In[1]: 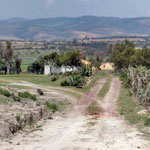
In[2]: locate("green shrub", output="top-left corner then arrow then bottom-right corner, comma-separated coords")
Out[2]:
120,72 -> 131,88
13,95 -> 21,102
15,114 -> 21,122
69,75 -> 85,87
51,76 -> 58,82
19,92 -> 36,101
60,80 -> 70,86
0,89 -> 12,97
144,118 -> 150,126
45,101 -> 58,113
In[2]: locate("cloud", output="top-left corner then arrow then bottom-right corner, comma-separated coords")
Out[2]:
45,0 -> 55,7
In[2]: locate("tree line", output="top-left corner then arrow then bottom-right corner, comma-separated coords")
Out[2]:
0,41 -> 22,74
28,50 -> 82,74
110,39 -> 150,70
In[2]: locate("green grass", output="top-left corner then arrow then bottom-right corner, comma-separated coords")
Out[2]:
87,101 -> 101,115
98,77 -> 112,98
19,91 -> 36,101
0,88 -> 13,97
0,71 -> 107,92
45,101 -> 68,113
118,86 -> 150,137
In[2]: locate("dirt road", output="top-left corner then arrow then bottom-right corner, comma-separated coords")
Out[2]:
0,77 -> 150,150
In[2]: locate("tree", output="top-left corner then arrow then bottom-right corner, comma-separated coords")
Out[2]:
15,57 -> 22,74
4,41 -> 13,74
63,50 -> 81,69
110,40 -> 136,70
27,60 -> 43,74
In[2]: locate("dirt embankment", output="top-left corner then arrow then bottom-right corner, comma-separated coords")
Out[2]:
0,84 -> 76,140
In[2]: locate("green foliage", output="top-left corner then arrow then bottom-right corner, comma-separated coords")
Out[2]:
19,91 -> 36,101
45,101 -> 58,113
27,60 -> 44,74
110,40 -> 136,70
51,76 -> 59,82
13,95 -> 21,102
120,72 -> 131,88
69,75 -> 85,87
15,114 -> 21,122
144,118 -> 150,126
81,65 -> 90,77
118,86 -> 147,125
60,80 -> 70,86
98,77 -> 112,98
0,88 -> 12,97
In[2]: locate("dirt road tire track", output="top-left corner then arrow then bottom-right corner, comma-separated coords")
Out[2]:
0,77 -> 150,150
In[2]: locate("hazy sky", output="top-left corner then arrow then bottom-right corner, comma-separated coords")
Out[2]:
0,0 -> 150,19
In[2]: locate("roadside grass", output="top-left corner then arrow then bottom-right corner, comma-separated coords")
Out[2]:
118,86 -> 150,137
0,71 -> 107,93
45,100 -> 68,113
98,77 -> 112,98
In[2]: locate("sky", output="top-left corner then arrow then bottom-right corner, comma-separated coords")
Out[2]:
0,0 -> 150,19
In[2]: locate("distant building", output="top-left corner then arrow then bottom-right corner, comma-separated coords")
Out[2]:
100,62 -> 114,71
81,59 -> 91,66
44,65 -> 77,75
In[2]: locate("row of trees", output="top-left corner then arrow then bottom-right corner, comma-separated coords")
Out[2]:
28,50 -> 81,74
0,41 -> 22,74
110,40 -> 150,70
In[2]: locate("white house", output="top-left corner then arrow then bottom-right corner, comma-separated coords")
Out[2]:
44,65 -> 78,75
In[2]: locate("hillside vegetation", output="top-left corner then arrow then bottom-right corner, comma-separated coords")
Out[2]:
1,16 -> 150,40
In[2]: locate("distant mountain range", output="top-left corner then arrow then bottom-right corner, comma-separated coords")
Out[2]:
1,16 -> 150,41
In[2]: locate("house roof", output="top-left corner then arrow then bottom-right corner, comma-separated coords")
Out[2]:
81,59 -> 91,65
100,62 -> 114,70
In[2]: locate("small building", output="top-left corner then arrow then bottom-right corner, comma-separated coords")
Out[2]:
81,59 -> 91,66
44,65 -> 77,75
100,62 -> 114,71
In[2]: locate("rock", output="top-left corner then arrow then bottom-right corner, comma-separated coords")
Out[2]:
37,89 -> 44,95
137,110 -> 147,115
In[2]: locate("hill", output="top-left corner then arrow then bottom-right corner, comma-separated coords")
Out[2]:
1,16 -> 150,40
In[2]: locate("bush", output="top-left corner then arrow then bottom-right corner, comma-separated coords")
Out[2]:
69,75 -> 85,87
51,76 -> 58,82
120,72 -> 131,88
19,92 -> 36,101
60,80 -> 70,86
0,89 -> 12,97
144,118 -> 150,126
15,114 -> 21,122
13,95 -> 21,102
45,101 -> 58,113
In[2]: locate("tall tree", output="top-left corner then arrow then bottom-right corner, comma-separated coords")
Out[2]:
4,41 -> 13,74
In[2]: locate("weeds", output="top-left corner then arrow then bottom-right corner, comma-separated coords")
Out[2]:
0,88 -> 12,97
87,101 -> 101,115
98,77 -> 112,98
45,101 -> 58,113
15,114 -> 21,122
19,91 -> 36,101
